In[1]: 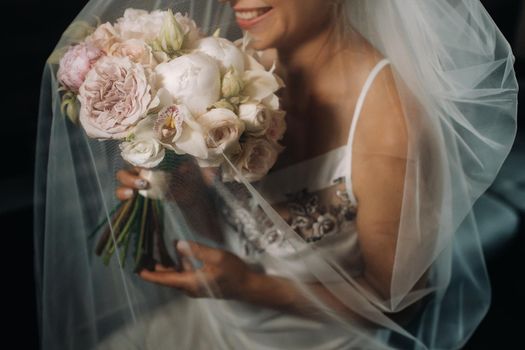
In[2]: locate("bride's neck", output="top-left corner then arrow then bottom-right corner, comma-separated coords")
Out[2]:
277,24 -> 346,83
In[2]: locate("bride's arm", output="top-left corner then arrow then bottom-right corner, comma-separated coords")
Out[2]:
241,66 -> 424,322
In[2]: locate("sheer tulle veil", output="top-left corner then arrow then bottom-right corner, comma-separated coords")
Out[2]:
34,0 -> 518,349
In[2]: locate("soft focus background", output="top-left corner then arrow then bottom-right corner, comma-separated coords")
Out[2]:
5,1 -> 523,349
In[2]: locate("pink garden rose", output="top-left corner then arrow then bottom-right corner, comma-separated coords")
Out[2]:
78,56 -> 153,139
85,22 -> 120,53
57,42 -> 103,92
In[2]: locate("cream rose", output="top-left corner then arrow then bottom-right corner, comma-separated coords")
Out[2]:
108,39 -> 157,69
266,109 -> 287,142
57,42 -> 103,92
174,12 -> 202,49
194,37 -> 245,74
223,137 -> 284,182
119,117 -> 165,168
238,103 -> 272,136
196,108 -> 245,166
78,56 -> 153,139
152,52 -> 221,116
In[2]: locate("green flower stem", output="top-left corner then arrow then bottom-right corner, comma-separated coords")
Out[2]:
101,196 -> 138,265
152,200 -> 178,270
96,198 -> 134,256
119,209 -> 139,268
106,195 -> 143,257
89,201 -> 123,240
144,200 -> 155,265
134,197 -> 150,270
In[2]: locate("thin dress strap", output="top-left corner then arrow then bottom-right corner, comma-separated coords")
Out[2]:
344,58 -> 391,206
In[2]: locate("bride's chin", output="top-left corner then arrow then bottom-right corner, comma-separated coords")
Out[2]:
245,34 -> 276,51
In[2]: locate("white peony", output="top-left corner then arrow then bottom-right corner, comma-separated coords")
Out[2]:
194,37 -> 245,75
152,52 -> 221,116
115,9 -> 166,42
119,117 -> 165,168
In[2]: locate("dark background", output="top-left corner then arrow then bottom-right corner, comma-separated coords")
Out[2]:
3,1 -> 523,349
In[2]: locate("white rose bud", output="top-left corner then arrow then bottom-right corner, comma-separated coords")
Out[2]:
238,103 -> 272,136
151,9 -> 185,56
221,68 -> 244,98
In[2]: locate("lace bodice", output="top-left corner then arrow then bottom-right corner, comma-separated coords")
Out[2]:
218,59 -> 391,280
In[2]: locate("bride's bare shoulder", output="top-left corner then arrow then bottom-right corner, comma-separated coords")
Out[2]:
354,55 -> 409,159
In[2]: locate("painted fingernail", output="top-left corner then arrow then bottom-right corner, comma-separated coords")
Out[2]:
124,188 -> 134,198
135,179 -> 149,189
177,240 -> 190,252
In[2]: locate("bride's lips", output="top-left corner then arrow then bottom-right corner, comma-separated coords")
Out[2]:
234,7 -> 273,30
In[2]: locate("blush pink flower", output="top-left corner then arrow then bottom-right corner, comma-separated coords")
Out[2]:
78,56 -> 153,140
266,109 -> 287,142
57,42 -> 103,92
85,22 -> 120,53
222,137 -> 284,182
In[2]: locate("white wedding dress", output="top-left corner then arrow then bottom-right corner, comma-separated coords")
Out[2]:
96,59 -> 392,350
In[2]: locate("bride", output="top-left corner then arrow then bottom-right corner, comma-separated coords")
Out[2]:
34,0 -> 519,349
117,0 -> 408,307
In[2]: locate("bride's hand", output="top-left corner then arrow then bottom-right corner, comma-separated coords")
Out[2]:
115,167 -> 149,200
138,240 -> 255,300
115,162 -> 218,202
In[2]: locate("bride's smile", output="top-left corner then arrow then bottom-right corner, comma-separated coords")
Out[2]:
234,4 -> 274,30
227,0 -> 334,50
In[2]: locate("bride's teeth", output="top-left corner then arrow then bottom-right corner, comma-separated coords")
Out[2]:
236,9 -> 269,21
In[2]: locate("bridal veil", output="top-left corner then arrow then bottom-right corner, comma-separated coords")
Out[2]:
34,1 -> 518,349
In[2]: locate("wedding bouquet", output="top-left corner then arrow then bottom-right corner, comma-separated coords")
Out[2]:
56,8 -> 286,272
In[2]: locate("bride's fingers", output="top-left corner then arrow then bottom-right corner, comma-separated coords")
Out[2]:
116,169 -> 149,189
115,186 -> 135,200
182,257 -> 195,272
153,263 -> 177,272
